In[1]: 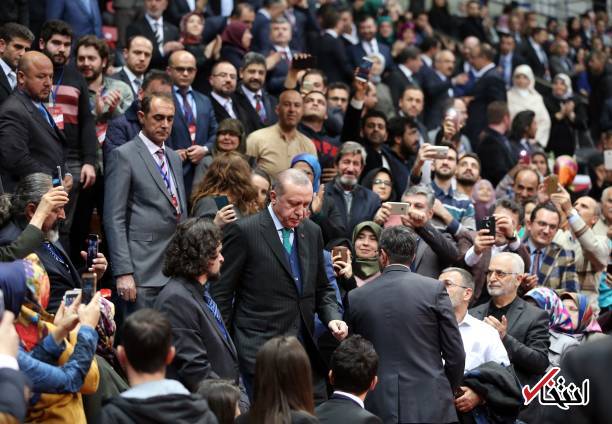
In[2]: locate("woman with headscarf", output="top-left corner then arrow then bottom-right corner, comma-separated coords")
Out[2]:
361,167 -> 396,202
377,16 -> 395,46
544,73 -> 589,157
0,256 -> 101,423
290,154 -> 344,244
366,53 -> 396,119
507,64 -> 552,148
179,12 -> 221,92
471,179 -> 496,223
220,21 -> 252,71
352,221 -> 383,287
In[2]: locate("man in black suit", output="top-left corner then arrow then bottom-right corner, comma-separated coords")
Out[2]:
463,43 -> 507,149
0,51 -> 68,193
112,35 -> 154,98
0,23 -> 33,106
346,225 -> 465,424
164,0 -> 196,27
385,46 -> 422,107
497,32 -> 526,89
475,101 -> 513,186
212,169 -> 347,397
251,0 -> 286,54
154,218 -> 249,409
316,335 -> 382,424
202,3 -> 255,44
470,252 -> 549,422
314,5 -> 353,84
348,16 -> 393,73
126,0 -> 182,70
265,17 -> 297,96
522,27 -> 550,80
208,60 -> 258,136
235,52 -> 278,131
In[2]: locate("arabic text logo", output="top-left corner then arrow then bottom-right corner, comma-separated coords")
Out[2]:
522,367 -> 589,410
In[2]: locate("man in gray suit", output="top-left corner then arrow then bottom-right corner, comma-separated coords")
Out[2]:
346,226 -> 465,424
104,92 -> 187,311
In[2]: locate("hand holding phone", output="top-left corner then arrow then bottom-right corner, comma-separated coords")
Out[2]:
545,175 -> 559,196
355,57 -> 374,82
477,216 -> 496,237
86,234 -> 99,269
52,165 -> 63,187
81,273 -> 97,304
332,246 -> 349,263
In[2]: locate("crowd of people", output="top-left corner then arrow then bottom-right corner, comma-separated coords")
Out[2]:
0,0 -> 612,423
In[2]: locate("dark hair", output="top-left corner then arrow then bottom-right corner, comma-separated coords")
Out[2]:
515,167 -> 540,185
319,4 -> 340,29
125,34 -> 153,51
487,100 -> 509,125
508,110 -> 535,141
122,309 -> 172,373
530,202 -> 561,224
212,60 -> 237,74
400,84 -> 423,100
362,109 -> 388,130
301,68 -> 327,87
141,92 -> 174,114
387,116 -> 418,141
379,226 -> 418,265
475,43 -> 497,62
490,198 -> 524,225
76,35 -> 109,70
419,36 -> 440,53
142,69 -> 173,91
242,51 -> 267,70
0,23 -> 34,43
250,336 -> 315,423
328,81 -> 350,93
231,3 -> 254,18
197,380 -> 240,424
458,152 -> 481,171
40,19 -> 73,43
163,218 -> 222,279
397,46 -> 421,64
330,335 -> 378,394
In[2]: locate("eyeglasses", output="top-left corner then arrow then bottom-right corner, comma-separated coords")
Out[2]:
486,269 -> 518,279
442,279 -> 471,289
212,72 -> 238,80
373,179 -> 392,187
171,66 -> 196,74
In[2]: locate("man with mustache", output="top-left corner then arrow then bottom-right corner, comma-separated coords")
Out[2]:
455,153 -> 481,197
235,52 -> 278,130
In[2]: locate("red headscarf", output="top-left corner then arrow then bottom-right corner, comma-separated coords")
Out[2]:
222,21 -> 249,53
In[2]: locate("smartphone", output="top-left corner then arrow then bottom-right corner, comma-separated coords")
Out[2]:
519,150 -> 531,165
477,216 -> 496,237
605,150 -> 612,171
545,175 -> 559,195
81,273 -> 97,304
430,145 -> 450,159
213,195 -> 229,210
52,165 -> 63,187
293,55 -> 317,71
387,202 -> 410,215
86,234 -> 99,269
355,57 -> 374,82
331,246 -> 349,262
444,107 -> 460,130
63,289 -> 81,307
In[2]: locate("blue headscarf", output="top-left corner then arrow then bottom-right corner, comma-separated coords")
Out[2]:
0,261 -> 28,316
291,154 -> 321,193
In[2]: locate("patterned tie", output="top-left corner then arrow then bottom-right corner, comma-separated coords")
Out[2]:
43,241 -> 70,271
532,249 -> 542,277
180,89 -> 195,124
224,99 -> 235,118
155,148 -> 180,214
204,286 -> 229,340
7,71 -> 16,90
282,228 -> 292,254
133,78 -> 142,93
254,93 -> 266,123
153,22 -> 163,50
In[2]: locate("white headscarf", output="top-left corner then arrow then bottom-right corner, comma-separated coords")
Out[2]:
552,73 -> 573,100
512,64 -> 536,94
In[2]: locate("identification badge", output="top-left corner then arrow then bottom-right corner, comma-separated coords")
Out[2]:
96,123 -> 108,145
188,123 -> 196,145
48,106 -> 64,129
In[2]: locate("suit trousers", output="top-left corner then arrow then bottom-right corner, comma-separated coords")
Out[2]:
114,286 -> 162,344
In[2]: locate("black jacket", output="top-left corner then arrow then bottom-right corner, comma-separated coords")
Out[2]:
126,18 -> 179,70
0,67 -> 12,106
316,393 -> 382,424
0,368 -> 30,422
101,393 -> 217,424
314,33 -> 353,84
324,180 -> 381,239
475,127 -> 515,187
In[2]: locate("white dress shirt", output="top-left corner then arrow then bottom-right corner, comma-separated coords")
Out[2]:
241,85 -> 263,111
361,38 -> 380,56
145,14 -> 165,54
333,391 -> 365,408
211,91 -> 236,119
122,66 -> 143,95
464,239 -> 521,267
0,58 -> 16,89
398,64 -> 414,82
138,130 -> 178,197
273,44 -> 292,62
174,85 -> 198,119
268,204 -> 294,246
458,312 -> 510,372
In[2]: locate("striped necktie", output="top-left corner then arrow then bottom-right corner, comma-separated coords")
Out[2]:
204,287 -> 229,340
155,148 -> 180,215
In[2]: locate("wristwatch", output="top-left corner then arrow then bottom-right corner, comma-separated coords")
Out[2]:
506,230 -> 518,242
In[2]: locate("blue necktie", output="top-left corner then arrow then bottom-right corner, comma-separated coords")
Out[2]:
37,103 -> 54,127
204,287 -> 229,341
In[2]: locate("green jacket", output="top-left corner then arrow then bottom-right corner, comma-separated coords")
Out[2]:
0,224 -> 44,261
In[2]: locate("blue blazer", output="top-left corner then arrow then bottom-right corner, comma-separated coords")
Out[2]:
46,0 -> 102,38
167,89 -> 218,194
252,11 -> 272,54
348,41 -> 394,73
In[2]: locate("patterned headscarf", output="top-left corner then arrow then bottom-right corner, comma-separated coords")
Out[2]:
560,292 -> 602,334
525,287 -> 573,333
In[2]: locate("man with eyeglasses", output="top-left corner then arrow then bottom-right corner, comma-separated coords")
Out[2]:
469,252 -> 549,422
165,50 -> 217,195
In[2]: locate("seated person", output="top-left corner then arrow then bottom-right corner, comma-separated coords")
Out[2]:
197,380 -> 242,424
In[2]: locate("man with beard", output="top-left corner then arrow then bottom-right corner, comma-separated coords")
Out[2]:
455,153 -> 481,197
246,90 -> 316,178
0,23 -> 34,105
397,85 -> 429,144
324,142 -> 386,238
298,90 -> 340,184
112,35 -> 154,98
235,52 -> 278,131
39,20 -> 97,255
0,173 -> 108,313
154,218 -> 249,408
502,167 -> 539,208
387,116 -> 420,195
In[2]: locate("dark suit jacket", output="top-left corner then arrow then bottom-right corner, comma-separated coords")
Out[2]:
314,33 -> 353,84
212,208 -> 342,376
324,180 -> 381,239
419,68 -> 453,130
111,68 -> 137,98
154,276 -> 241,391
476,127 -> 515,187
234,84 -> 278,131
209,93 -> 258,136
0,224 -> 44,262
316,394 -> 382,424
346,265 -> 465,424
348,41 -> 393,73
237,410 -> 319,424
46,0 -> 102,38
522,40 -> 549,79
202,15 -> 227,44
470,297 -> 550,388
0,90 -> 66,193
384,68 -> 419,108
412,222 -> 461,279
251,10 -> 271,54
167,89 -> 218,194
164,0 -> 193,26
126,17 -> 179,70
265,46 -> 296,96
104,100 -> 141,160
464,67 -> 507,149
0,69 -> 13,106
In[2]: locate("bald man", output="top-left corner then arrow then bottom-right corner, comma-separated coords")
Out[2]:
552,188 -> 610,315
165,50 -> 217,194
0,51 -> 68,193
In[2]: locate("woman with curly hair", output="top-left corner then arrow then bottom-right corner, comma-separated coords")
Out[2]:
190,152 -> 260,227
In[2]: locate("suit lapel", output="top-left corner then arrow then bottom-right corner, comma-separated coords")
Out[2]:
260,210 -> 294,280
296,224 -> 308,295
134,137 -> 175,206
0,71 -> 11,95
412,239 -> 427,270
193,92 -> 206,142
505,298 -> 525,334
539,244 -> 558,286
18,92 -> 65,142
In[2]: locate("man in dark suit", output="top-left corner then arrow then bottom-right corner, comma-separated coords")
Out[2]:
463,43 -> 507,149
164,0 -> 196,26
126,0 -> 182,70
469,252 -> 549,422
316,335 -> 382,424
346,225 -> 465,424
522,27 -> 550,80
212,169 -> 347,397
155,218 -> 249,409
0,51 -> 68,193
235,52 -> 278,131
497,32 -> 527,89
112,35 -> 154,98
251,0 -> 286,54
348,16 -> 393,73
384,46 -> 422,108
475,101 -> 513,186
46,0 -> 102,39
265,17 -> 296,96
165,50 -> 218,194
314,5 -> 353,84
0,23 -> 33,106
104,93 -> 187,312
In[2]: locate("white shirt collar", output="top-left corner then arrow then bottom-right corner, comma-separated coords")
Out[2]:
267,204 -> 287,231
333,391 -> 365,408
473,62 -> 496,78
145,13 -> 163,28
325,29 -> 339,38
435,70 -> 447,81
0,58 -> 13,78
259,8 -> 271,19
420,54 -> 432,68
123,65 -> 142,84
138,130 -> 165,155
273,44 -> 290,51
398,64 -> 413,79
211,91 -> 231,106
241,85 -> 262,102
